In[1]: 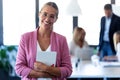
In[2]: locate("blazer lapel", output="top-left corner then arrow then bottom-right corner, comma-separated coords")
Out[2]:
101,17 -> 105,38
102,17 -> 105,32
51,32 -> 57,52
109,14 -> 115,31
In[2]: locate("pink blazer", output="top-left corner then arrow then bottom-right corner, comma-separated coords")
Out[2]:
15,28 -> 72,80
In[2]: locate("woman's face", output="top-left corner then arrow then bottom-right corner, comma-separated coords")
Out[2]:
39,5 -> 57,30
78,30 -> 86,41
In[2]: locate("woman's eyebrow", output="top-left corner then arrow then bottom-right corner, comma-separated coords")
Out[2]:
42,11 -> 56,15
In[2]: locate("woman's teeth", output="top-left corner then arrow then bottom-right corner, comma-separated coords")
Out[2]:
44,21 -> 50,25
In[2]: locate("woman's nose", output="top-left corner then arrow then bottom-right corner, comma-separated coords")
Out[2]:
45,16 -> 51,21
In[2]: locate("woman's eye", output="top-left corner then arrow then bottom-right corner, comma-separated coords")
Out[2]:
43,13 -> 47,17
50,15 -> 55,19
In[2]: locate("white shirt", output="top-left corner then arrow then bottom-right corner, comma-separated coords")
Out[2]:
116,43 -> 120,61
37,42 -> 52,80
103,17 -> 112,42
69,40 -> 88,56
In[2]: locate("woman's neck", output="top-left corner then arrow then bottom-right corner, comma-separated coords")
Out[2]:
76,41 -> 84,48
38,27 -> 52,38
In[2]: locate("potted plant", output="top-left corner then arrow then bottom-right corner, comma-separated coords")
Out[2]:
0,45 -> 17,80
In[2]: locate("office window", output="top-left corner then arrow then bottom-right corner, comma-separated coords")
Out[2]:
3,0 -> 112,45
78,0 -> 110,45
3,0 -> 35,45
112,0 -> 120,17
116,0 -> 120,5
39,0 -> 73,44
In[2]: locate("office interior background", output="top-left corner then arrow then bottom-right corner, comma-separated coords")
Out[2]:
0,0 -> 120,80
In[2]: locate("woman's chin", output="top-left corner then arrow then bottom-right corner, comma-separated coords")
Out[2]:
44,25 -> 52,30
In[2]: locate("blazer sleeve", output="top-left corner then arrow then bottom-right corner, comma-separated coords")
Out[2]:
15,34 -> 32,78
98,17 -> 105,51
59,37 -> 72,78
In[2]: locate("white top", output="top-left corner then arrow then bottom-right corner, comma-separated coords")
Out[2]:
116,43 -> 120,61
103,17 -> 112,42
69,40 -> 88,55
69,40 -> 94,60
37,42 -> 52,80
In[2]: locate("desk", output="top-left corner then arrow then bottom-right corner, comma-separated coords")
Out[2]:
70,60 -> 120,80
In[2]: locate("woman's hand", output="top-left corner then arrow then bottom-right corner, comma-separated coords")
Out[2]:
28,61 -> 56,78
34,61 -> 61,77
103,56 -> 118,61
28,69 -> 55,78
34,61 -> 49,72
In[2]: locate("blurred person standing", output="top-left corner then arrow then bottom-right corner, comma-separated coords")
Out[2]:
98,4 -> 120,60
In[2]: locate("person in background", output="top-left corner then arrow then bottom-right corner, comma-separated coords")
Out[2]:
103,31 -> 120,61
69,27 -> 88,56
113,31 -> 120,55
15,2 -> 72,80
98,4 -> 120,60
114,31 -> 120,61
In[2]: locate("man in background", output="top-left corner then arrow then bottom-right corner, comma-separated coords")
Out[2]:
98,4 -> 120,60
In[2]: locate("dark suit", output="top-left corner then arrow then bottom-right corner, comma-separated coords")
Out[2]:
99,13 -> 120,56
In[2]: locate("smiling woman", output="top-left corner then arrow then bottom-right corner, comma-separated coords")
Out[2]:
39,0 -> 73,44
39,3 -> 58,32
15,2 -> 72,80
